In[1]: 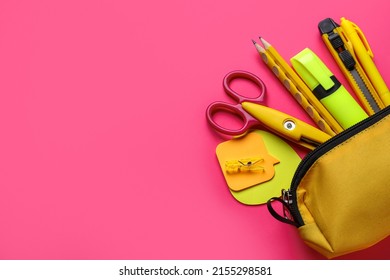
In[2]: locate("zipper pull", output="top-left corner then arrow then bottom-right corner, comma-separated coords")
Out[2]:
282,189 -> 293,204
282,189 -> 293,219
267,192 -> 300,227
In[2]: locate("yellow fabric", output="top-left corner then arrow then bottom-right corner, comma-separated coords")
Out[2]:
296,113 -> 390,258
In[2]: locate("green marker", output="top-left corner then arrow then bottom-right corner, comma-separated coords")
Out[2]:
291,48 -> 368,129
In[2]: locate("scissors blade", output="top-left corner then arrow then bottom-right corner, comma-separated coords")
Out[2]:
300,137 -> 323,149
241,102 -> 331,149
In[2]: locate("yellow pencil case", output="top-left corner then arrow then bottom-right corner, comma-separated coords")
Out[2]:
267,106 -> 390,258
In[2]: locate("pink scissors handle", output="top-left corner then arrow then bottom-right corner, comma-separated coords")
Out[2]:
223,70 -> 266,103
206,101 -> 259,136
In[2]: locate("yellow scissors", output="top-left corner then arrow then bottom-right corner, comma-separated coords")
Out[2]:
206,70 -> 331,150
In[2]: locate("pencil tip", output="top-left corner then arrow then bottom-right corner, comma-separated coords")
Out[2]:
252,40 -> 265,53
260,37 -> 271,49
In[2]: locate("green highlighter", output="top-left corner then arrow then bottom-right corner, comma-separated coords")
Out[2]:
291,48 -> 368,129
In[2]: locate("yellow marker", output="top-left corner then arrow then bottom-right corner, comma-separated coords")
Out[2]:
256,38 -> 343,134
253,41 -> 335,136
291,48 -> 368,129
340,17 -> 390,106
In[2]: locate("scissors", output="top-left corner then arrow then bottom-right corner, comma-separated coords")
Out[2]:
206,70 -> 332,150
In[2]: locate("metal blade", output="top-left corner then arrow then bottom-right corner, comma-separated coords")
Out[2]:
350,68 -> 381,113
301,136 -> 321,148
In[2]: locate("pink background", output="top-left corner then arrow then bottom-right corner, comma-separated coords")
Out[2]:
0,0 -> 389,259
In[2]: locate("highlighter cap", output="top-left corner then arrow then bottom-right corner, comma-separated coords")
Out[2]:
291,48 -> 335,92
291,48 -> 368,129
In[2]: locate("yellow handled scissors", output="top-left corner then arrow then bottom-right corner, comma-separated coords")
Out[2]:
206,70 -> 331,150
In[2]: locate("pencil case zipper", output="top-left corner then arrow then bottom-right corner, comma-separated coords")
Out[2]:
285,105 -> 390,227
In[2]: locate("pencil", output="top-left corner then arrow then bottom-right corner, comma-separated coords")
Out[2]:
252,40 -> 335,136
256,37 -> 343,134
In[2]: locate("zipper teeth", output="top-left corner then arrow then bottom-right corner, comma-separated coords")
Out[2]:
289,106 -> 390,226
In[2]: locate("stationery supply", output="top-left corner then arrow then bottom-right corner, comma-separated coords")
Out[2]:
291,48 -> 368,129
216,131 -> 301,205
206,16 -> 390,257
216,132 -> 280,192
253,37 -> 343,135
206,70 -> 331,150
318,17 -> 386,115
267,106 -> 390,258
225,157 -> 266,174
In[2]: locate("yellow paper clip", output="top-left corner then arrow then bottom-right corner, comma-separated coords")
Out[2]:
225,157 -> 264,174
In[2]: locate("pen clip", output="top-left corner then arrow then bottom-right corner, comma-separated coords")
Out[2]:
342,18 -> 373,59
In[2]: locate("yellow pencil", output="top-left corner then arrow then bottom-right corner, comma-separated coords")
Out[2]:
254,38 -> 343,134
253,41 -> 335,136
